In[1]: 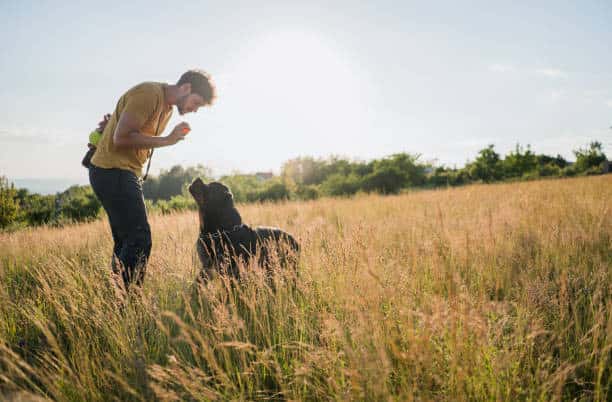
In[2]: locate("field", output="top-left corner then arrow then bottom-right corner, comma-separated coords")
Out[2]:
0,175 -> 610,401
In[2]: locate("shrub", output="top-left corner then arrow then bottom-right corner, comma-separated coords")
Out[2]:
295,184 -> 320,200
467,145 -> 504,182
573,141 -> 607,173
56,185 -> 101,222
538,163 -> 561,177
320,174 -> 361,196
0,176 -> 20,229
246,180 -> 292,202
21,193 -> 56,226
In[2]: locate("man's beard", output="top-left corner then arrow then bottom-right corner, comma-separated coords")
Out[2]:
177,95 -> 188,115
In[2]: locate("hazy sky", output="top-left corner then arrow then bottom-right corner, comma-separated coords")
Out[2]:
1,0 -> 611,185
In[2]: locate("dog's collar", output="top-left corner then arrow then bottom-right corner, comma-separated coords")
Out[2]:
199,224 -> 244,240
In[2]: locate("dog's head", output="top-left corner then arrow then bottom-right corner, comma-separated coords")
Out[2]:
189,178 -> 234,211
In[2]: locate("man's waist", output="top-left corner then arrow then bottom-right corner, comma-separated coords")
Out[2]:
90,163 -> 140,177
90,158 -> 143,177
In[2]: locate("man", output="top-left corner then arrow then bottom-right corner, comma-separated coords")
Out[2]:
89,69 -> 216,290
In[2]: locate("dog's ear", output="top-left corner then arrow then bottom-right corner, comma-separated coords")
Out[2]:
188,177 -> 208,204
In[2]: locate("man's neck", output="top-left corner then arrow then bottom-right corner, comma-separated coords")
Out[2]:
163,84 -> 178,107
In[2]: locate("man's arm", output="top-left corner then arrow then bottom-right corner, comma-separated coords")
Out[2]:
113,111 -> 190,149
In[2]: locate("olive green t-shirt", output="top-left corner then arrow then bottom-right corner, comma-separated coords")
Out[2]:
91,82 -> 173,177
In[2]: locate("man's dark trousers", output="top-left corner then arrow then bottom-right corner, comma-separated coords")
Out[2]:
89,164 -> 152,289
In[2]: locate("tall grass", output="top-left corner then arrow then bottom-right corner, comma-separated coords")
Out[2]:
0,175 -> 610,401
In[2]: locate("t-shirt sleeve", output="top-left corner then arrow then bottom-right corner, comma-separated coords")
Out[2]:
121,87 -> 159,129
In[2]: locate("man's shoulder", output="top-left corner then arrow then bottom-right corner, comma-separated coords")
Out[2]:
120,82 -> 166,112
125,81 -> 164,97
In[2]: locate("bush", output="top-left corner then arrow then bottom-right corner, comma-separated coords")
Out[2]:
246,180 -> 292,203
56,185 -> 101,222
503,144 -> 538,178
537,154 -> 568,169
295,184 -> 320,200
538,163 -> 561,177
20,193 -> 56,226
151,195 -> 197,215
362,165 -> 405,194
144,164 -> 213,201
320,174 -> 361,196
467,145 -> 504,182
561,165 -> 578,177
0,176 -> 20,229
168,194 -> 196,212
428,167 -> 470,187
573,142 -> 607,173
218,175 -> 261,203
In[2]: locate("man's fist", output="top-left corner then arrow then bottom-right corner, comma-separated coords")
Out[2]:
166,122 -> 191,145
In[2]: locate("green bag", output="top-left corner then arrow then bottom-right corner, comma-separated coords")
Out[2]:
81,114 -> 110,168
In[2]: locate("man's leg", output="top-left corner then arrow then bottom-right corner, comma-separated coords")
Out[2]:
89,165 -> 129,294
113,171 -> 152,289
106,211 -> 122,270
89,166 -> 152,290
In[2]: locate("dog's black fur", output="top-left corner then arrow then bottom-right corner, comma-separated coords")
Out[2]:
189,178 -> 299,282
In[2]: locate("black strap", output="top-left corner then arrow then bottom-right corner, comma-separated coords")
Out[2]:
143,149 -> 154,181
142,108 -> 166,181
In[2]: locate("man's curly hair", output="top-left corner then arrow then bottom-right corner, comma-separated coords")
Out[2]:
177,69 -> 216,106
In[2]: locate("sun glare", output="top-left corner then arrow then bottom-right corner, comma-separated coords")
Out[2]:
219,31 -> 367,135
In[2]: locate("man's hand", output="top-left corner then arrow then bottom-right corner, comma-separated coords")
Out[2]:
97,113 -> 111,133
165,122 -> 191,145
113,113 -> 190,149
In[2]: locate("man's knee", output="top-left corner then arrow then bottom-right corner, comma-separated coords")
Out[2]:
116,224 -> 151,287
130,224 -> 152,257
119,224 -> 151,267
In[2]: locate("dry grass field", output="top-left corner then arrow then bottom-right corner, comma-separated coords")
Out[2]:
0,175 -> 610,401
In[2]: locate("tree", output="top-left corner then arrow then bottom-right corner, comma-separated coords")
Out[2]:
359,153 -> 426,194
20,193 -> 56,225
157,165 -> 188,200
246,179 -> 292,202
281,156 -> 367,186
503,144 -> 537,178
467,145 -> 503,182
428,166 -> 469,187
320,173 -> 361,196
142,176 -> 160,201
144,164 -> 213,201
295,184 -> 320,200
322,157 -> 357,179
281,157 -> 328,185
0,176 -> 20,229
537,154 -> 568,169
362,164 -> 405,194
573,141 -> 607,174
56,185 -> 101,222
218,174 -> 262,203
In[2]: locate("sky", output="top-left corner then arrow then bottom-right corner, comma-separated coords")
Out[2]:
1,0 -> 611,191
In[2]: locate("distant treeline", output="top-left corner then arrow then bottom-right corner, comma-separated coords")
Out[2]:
0,141 -> 609,229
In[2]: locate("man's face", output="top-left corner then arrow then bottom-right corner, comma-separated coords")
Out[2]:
177,93 -> 207,115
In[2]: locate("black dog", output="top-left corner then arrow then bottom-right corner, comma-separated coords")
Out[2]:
188,178 -> 299,282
